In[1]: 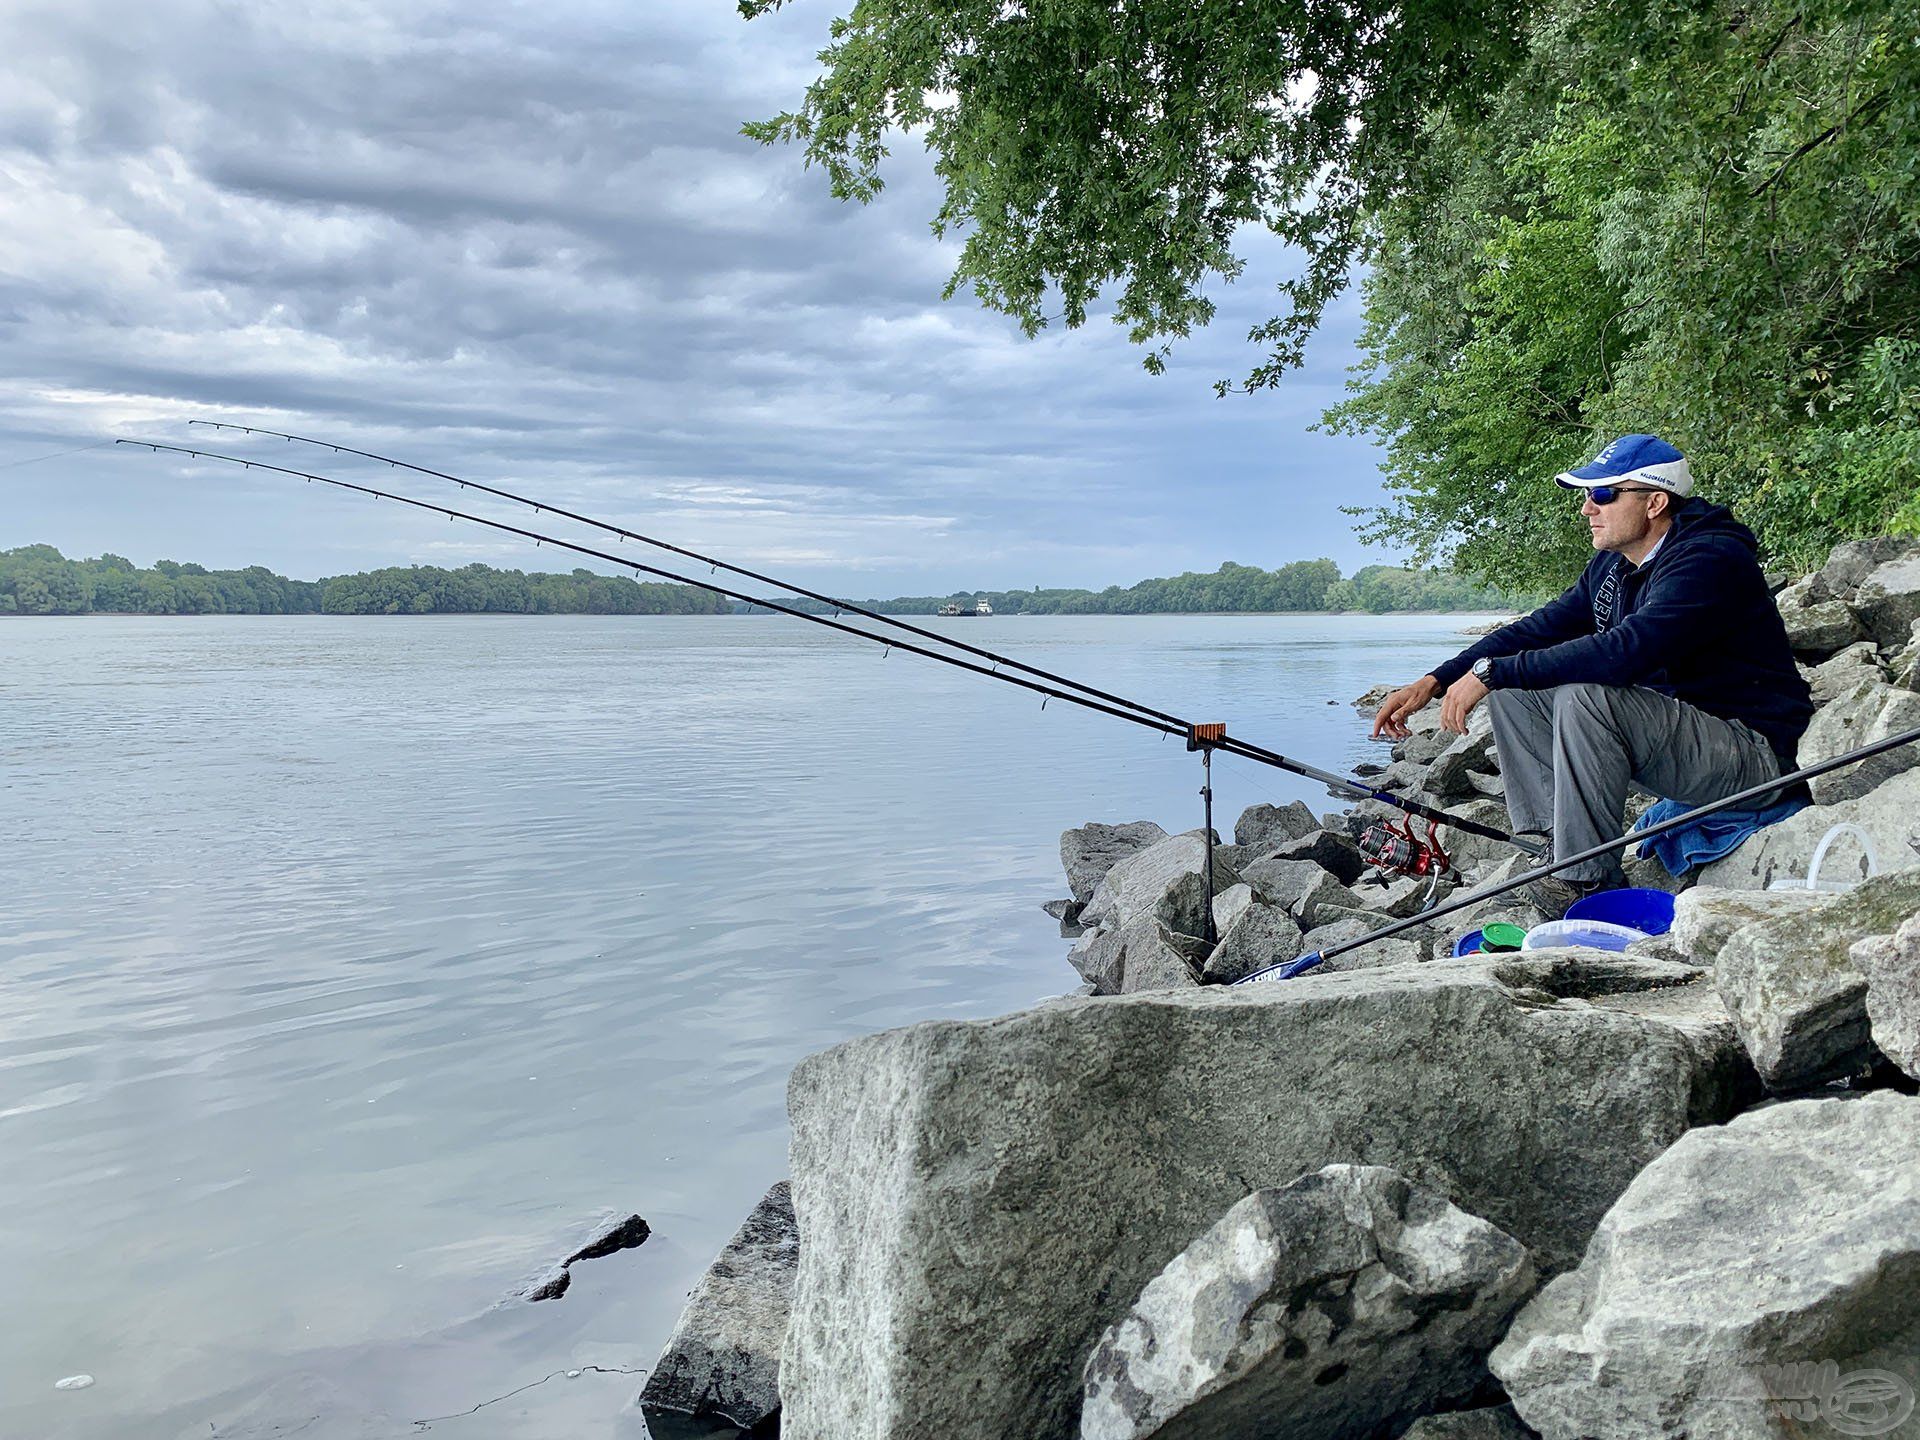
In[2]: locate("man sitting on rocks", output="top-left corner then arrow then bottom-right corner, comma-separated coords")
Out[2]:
1371,435 -> 1814,917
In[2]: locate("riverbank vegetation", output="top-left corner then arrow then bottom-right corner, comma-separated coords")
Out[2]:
745,0 -> 1920,589
0,546 -> 728,616
792,560 -> 1537,616
2,546 -> 1533,617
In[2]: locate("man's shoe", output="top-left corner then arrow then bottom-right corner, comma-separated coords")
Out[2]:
1525,872 -> 1621,921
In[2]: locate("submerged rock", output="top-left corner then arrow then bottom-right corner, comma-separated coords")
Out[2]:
1080,1165 -> 1534,1440
640,1183 -> 797,1436
1397,1408 -> 1536,1439
1714,867 -> 1920,1090
519,1211 -> 651,1302
779,952 -> 1750,1440
1492,1092 -> 1920,1440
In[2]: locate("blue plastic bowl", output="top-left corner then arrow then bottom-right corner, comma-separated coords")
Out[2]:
1451,928 -> 1486,958
1565,887 -> 1676,937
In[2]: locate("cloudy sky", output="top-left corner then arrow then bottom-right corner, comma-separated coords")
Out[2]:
1,0 -> 1394,596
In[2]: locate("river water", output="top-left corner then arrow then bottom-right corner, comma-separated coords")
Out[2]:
1,612 -> 1490,1438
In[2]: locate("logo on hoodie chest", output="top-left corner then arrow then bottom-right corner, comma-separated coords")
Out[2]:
1592,559 -> 1624,633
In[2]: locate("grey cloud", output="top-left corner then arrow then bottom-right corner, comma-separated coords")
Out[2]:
0,0 -> 1391,594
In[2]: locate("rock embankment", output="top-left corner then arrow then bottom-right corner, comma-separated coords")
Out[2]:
646,535 -> 1920,1440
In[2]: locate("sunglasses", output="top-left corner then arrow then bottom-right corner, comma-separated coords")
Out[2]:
1581,484 -> 1663,505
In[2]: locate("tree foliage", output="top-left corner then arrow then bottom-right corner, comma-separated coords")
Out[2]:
748,0 -> 1920,588
740,0 -> 1524,378
1327,0 -> 1920,585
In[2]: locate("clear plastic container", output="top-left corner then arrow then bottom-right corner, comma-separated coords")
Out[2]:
1519,918 -> 1649,952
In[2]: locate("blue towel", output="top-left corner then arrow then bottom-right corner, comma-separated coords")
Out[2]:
1631,795 -> 1808,877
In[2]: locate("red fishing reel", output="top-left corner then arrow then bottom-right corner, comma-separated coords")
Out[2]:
1358,815 -> 1452,878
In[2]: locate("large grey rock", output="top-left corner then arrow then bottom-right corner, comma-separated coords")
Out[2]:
1714,867 -> 1920,1089
1806,639 -> 1885,706
1492,1093 -> 1920,1440
1395,726 -> 1456,767
1819,535 -> 1920,599
1241,856 -> 1332,913
1853,552 -> 1920,647
1699,765 -> 1920,891
781,953 -> 1754,1440
1856,910 -> 1920,1081
1668,885 -> 1837,967
1292,867 -> 1368,927
1369,759 -> 1438,795
1397,1407 -> 1536,1439
1081,834 -> 1243,939
1425,719 -> 1499,801
1080,1165 -> 1535,1440
1069,917 -> 1203,995
1799,674 -> 1920,804
1775,574 -> 1866,659
1062,821 -> 1171,907
1202,890 -> 1303,985
1301,911 -> 1429,971
1891,618 -> 1920,691
1232,800 -> 1319,855
639,1183 -> 796,1434
1425,799 -> 1522,875
1263,828 -> 1367,886
1353,871 -> 1457,919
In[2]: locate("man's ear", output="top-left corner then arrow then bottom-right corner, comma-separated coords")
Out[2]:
1648,489 -> 1671,522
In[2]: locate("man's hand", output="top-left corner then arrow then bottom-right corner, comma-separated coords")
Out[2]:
1371,675 -> 1442,739
1440,673 -> 1490,735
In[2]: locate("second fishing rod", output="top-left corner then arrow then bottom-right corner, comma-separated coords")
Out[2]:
155,424 -> 1539,855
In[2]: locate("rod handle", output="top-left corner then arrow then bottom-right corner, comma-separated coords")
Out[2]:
1240,951 -> 1324,985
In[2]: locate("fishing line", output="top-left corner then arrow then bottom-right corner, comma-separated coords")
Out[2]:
125,434 -> 1530,851
183,419 -> 1190,731
2,439 -> 116,470
118,440 -> 1191,741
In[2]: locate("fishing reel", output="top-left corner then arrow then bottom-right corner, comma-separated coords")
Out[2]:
1357,814 -> 1452,880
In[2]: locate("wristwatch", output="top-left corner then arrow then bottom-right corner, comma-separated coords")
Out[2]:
1471,656 -> 1496,687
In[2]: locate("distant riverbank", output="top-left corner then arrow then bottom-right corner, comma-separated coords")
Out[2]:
3,546 -> 1545,619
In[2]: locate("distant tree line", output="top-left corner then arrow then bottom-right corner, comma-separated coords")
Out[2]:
2,546 -> 1536,619
784,560 -> 1540,617
0,546 -> 728,616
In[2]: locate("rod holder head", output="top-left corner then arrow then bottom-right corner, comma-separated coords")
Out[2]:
1186,722 -> 1227,752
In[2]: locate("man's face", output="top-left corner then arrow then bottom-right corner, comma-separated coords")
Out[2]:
1580,487 -> 1665,554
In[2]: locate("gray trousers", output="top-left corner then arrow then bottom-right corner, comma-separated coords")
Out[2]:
1485,683 -> 1784,881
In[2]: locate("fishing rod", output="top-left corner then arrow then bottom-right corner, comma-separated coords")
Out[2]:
1235,720 -> 1920,985
172,416 -> 1536,856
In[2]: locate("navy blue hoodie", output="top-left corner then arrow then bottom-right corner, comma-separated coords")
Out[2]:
1430,499 -> 1814,763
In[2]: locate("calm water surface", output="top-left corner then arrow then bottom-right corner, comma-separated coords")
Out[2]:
1,613 -> 1490,1438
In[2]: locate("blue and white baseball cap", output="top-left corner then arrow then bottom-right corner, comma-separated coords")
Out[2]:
1556,434 -> 1693,495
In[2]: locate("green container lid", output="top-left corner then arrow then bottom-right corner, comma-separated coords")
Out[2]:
1481,922 -> 1528,953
